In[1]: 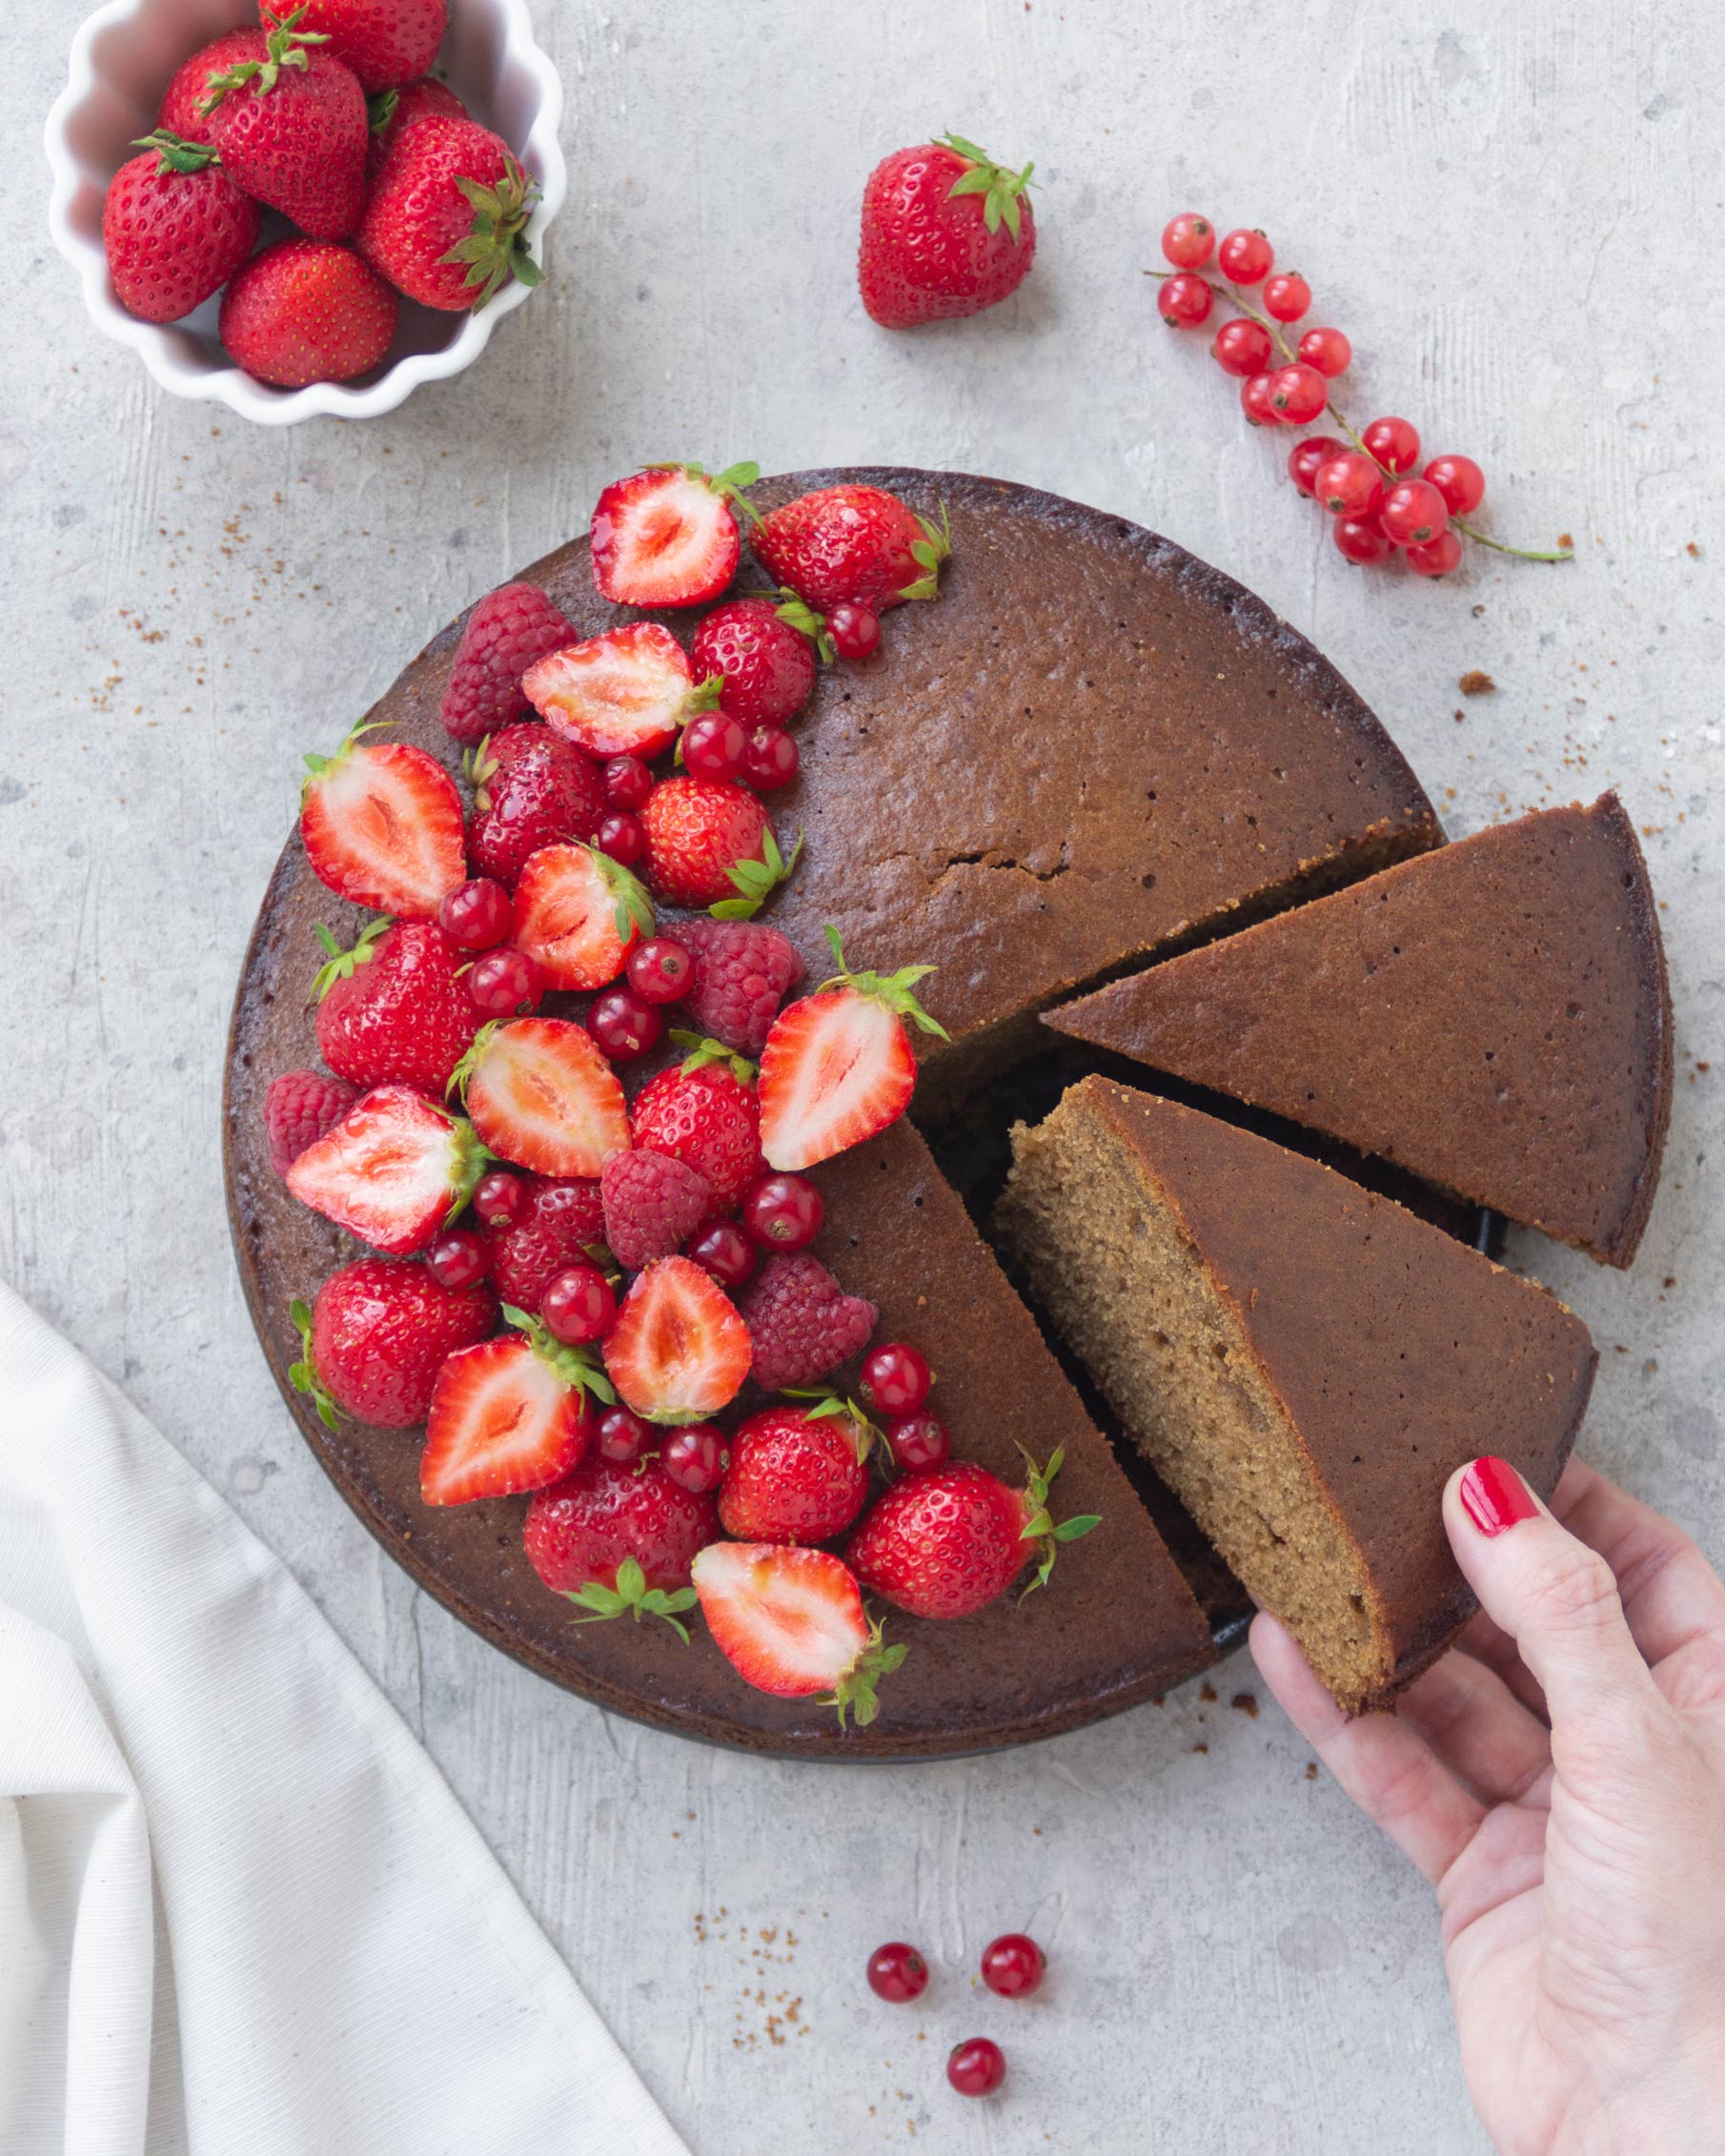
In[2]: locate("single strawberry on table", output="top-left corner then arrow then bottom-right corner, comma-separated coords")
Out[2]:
441,585 -> 577,746
600,1150 -> 712,1272
690,1543 -> 904,1724
220,238 -> 398,388
511,842 -> 654,991
524,1454 -> 717,1631
602,1254 -> 751,1422
752,485 -> 952,611
289,1256 -> 496,1429
286,1082 -> 490,1254
859,133 -> 1037,329
718,1402 -> 872,1545
688,600 -> 818,728
274,0 -> 446,94
312,917 -> 481,1094
265,1067 -> 360,1173
464,722 -> 604,883
102,133 -> 261,326
524,622 -> 720,762
300,724 -> 466,919
420,1310 -> 613,1505
201,8 -> 369,241
156,30 -> 266,142
482,1171 -> 605,1312
356,112 -> 541,310
630,1041 -> 761,1210
455,1016 -> 630,1178
740,1252 -> 877,1392
590,462 -> 760,608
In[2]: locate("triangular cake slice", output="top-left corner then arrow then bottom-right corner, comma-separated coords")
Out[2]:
1045,795 -> 1672,1267
996,1078 -> 1595,1713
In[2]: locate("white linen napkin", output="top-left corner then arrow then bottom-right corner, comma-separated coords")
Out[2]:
0,1280 -> 690,2156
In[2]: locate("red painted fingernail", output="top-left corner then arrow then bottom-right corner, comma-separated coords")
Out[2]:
1458,1455 -> 1540,1537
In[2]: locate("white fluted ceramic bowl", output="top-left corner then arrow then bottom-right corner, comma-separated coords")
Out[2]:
45,0 -> 564,423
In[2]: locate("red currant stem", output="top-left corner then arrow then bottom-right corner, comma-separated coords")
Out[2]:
1451,516 -> 1573,563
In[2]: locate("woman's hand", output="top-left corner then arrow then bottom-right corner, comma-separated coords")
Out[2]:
1251,1456 -> 1725,2156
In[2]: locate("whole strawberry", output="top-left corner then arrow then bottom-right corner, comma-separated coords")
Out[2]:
264,1067 -> 360,1173
273,0 -> 446,95
752,485 -> 951,612
441,584 -> 576,746
102,134 -> 261,325
859,133 -> 1036,329
740,1252 -> 876,1393
524,1454 -> 719,1606
220,238 -> 398,387
356,112 -> 541,311
484,1172 -> 605,1312
289,1257 -> 496,1429
630,1049 -> 762,1211
718,1403 -> 870,1545
688,600 -> 818,728
156,30 -> 268,142
640,776 -> 780,911
367,76 -> 466,178
670,918 -> 805,1057
202,9 -> 369,241
313,917 -> 482,1093
465,723 -> 605,885
847,1452 -> 1099,1619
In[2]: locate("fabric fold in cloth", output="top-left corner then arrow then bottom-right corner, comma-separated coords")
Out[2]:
0,1281 -> 689,2156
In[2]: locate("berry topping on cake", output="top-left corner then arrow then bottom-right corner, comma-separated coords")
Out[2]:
420,1314 -> 611,1505
588,986 -> 663,1062
690,1543 -> 904,1723
590,462 -> 760,608
524,1454 -> 717,1614
300,725 -> 466,918
289,1257 -> 495,1430
630,1048 -> 762,1211
602,1254 -> 751,1422
670,917 -> 805,1056
688,599 -> 818,728
437,876 -> 514,950
539,1259 -> 617,1345
466,946 -> 545,1016
523,622 -> 720,761
859,133 -> 1037,329
739,1252 -> 877,1392
285,1083 -> 489,1255
660,1421 -> 728,1495
455,1016 -> 630,1178
752,485 -> 952,610
482,1171 -> 604,1312
740,1170 -> 822,1251
626,934 -> 693,1005
313,918 -> 483,1094
847,1451 -> 1099,1620
684,1217 -> 757,1290
265,1068 -> 360,1174
717,1402 -> 871,1545
511,842 -> 655,990
859,1341 -> 932,1416
440,585 -> 577,745
639,775 -> 778,910
463,722 -> 606,888
600,1149 -> 713,1271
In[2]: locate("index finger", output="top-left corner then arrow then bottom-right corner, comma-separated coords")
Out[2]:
1552,1458 -> 1725,1680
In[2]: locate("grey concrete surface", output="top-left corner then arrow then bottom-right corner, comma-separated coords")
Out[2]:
7,1 -> 1721,2149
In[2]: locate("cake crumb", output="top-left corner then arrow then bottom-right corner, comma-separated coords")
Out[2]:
1199,1679 -> 1218,1702
1687,540 -> 1700,558
1558,532 -> 1573,549
1191,1741 -> 1208,1754
1304,1760 -> 1319,1780
1229,1691 -> 1259,1718
1459,670 -> 1496,696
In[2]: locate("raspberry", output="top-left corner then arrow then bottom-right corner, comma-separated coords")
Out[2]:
483,1173 -> 605,1312
630,1063 -> 762,1210
466,723 -> 606,888
440,583 -> 576,746
264,1068 -> 359,1175
740,1253 -> 877,1393
600,1150 -> 713,1271
673,918 -> 806,1056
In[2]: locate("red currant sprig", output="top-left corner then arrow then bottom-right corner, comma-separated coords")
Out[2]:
1149,214 -> 1573,575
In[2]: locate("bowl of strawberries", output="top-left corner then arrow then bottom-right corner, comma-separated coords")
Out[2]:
44,0 -> 564,421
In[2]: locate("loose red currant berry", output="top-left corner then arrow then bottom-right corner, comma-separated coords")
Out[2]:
540,1261 -> 617,1346
980,1933 -> 1045,1998
1288,435 -> 1347,498
1379,478 -> 1450,548
468,946 -> 544,1016
1313,451 -> 1384,519
742,724 -> 799,792
596,810 -> 647,866
1157,271 -> 1212,327
1267,362 -> 1328,424
859,1342 -> 932,1416
1210,316 -> 1273,378
589,986 -> 661,1062
661,1422 -> 726,1495
1263,271 -> 1311,323
1405,529 -> 1464,578
946,2038 -> 1005,2098
627,935 -> 693,1005
425,1227 -> 490,1291
681,709 -> 748,782
437,876 -> 514,951
1296,325 -> 1351,378
1217,228 -> 1272,284
1333,513 -> 1395,565
1240,372 -> 1283,427
596,1404 -> 648,1465
866,1942 -> 929,2003
1160,212 -> 1215,269
741,1171 -> 824,1251
685,1217 -> 758,1289
887,1413 -> 950,1472
1362,415 -> 1421,476
473,1170 -> 525,1228
602,755 -> 652,810
827,600 -> 880,661
1422,453 -> 1486,518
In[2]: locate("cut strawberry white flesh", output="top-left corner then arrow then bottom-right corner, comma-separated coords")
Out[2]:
420,1331 -> 599,1505
602,1255 -> 751,1423
523,622 -> 716,760
590,466 -> 743,608
300,733 -> 466,919
285,1084 -> 487,1255
512,843 -> 654,991
690,1543 -> 905,1724
458,1017 -> 631,1178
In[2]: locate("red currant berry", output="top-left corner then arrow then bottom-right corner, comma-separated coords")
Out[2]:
437,876 -> 514,951
1313,451 -> 1384,519
1217,228 -> 1272,284
1405,529 -> 1464,578
859,1342 -> 932,1416
1379,478 -> 1450,547
626,935 -> 693,1005
684,1217 -> 758,1289
1156,271 -> 1212,327
980,1933 -> 1045,1998
595,811 -> 647,866
1333,513 -> 1395,566
1422,454 -> 1486,518
1263,271 -> 1311,323
946,2038 -> 1005,2098
865,1942 -> 929,2003
1267,362 -> 1328,424
473,1170 -> 525,1228
1288,435 -> 1347,498
1362,415 -> 1421,476
1160,212 -> 1215,270
742,723 -> 799,792
741,1171 -> 824,1251
827,600 -> 880,661
596,1404 -> 649,1465
601,755 -> 652,810
1240,372 -> 1284,427
468,946 -> 544,1017
661,1421 -> 726,1495
681,709 -> 748,782
540,1261 -> 617,1346
887,1413 -> 950,1472
1210,316 -> 1273,378
425,1227 -> 490,1291
1296,325 -> 1351,378
588,986 -> 661,1062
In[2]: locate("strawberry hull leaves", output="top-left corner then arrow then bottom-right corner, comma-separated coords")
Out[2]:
288,1296 -> 341,1430
941,132 -> 1036,242
562,1555 -> 699,1642
443,164 -> 543,309
712,826 -> 802,922
1016,1445 -> 1102,1596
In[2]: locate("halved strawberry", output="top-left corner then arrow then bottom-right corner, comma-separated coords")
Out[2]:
420,1313 -> 612,1505
601,1254 -> 751,1422
512,842 -> 654,991
523,622 -> 720,760
590,461 -> 760,608
300,724 -> 466,918
758,927 -> 948,1171
285,1084 -> 488,1254
689,1543 -> 905,1724
456,1017 -> 630,1177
